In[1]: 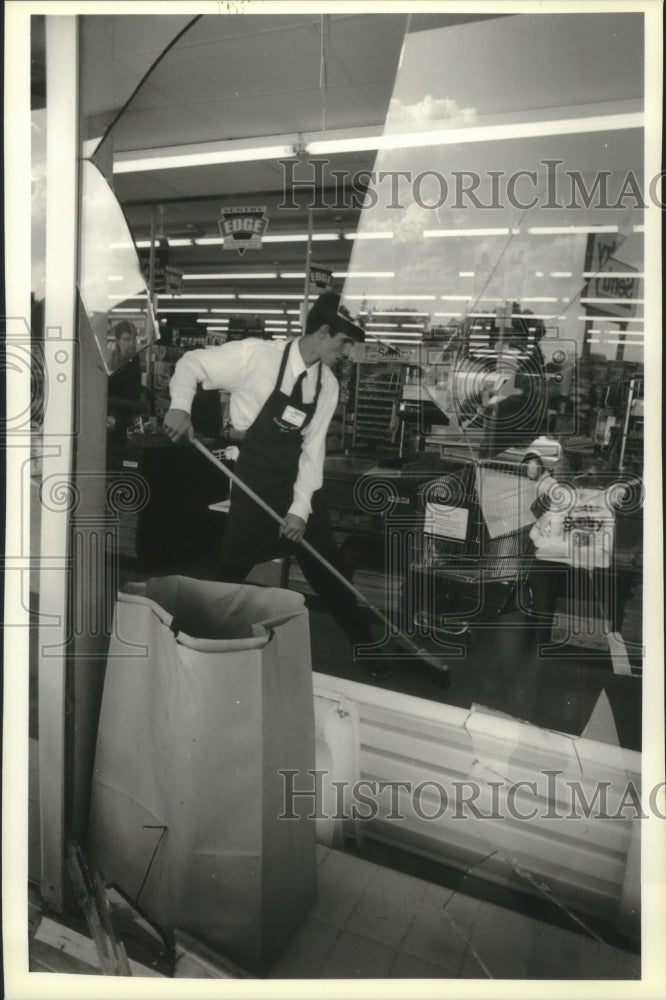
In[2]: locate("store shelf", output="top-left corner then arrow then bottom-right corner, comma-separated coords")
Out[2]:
350,360 -> 405,453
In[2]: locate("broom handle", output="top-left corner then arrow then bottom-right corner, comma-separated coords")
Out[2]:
191,438 -> 449,672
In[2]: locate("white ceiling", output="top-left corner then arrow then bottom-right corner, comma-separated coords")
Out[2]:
59,9 -> 646,339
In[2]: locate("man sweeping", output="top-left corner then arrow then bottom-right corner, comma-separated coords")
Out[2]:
164,291 -> 392,679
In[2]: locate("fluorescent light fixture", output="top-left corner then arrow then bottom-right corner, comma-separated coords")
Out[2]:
114,109 -> 643,174
523,297 -> 558,303
581,297 -> 644,305
184,272 -> 278,280
424,228 -> 511,238
279,273 -> 306,279
527,225 -> 618,235
196,235 -> 339,245
578,315 -> 644,322
157,307 -> 210,314
440,295 -> 474,301
210,307 -> 285,315
583,271 -> 643,279
168,238 -> 193,247
345,232 -> 393,240
115,138 -> 298,174
433,311 -> 465,317
196,317 -> 229,324
377,333 -> 424,341
402,323 -> 425,329
345,294 -> 436,301
369,329 -> 423,337
551,272 -> 573,278
333,271 -> 395,278
263,233 -> 339,243
364,311 -> 430,317
158,293 -> 236,300
367,322 -> 398,328
238,293 -> 303,300
459,272 -> 474,278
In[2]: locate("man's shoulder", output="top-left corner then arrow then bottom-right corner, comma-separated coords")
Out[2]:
243,337 -> 286,361
320,365 -> 339,394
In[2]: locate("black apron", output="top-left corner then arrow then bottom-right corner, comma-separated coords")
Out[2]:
220,340 -> 323,569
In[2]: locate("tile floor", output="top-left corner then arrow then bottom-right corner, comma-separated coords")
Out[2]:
27,743 -> 640,981
268,844 -> 640,980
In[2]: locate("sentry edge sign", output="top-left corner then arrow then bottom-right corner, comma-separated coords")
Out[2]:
218,206 -> 269,255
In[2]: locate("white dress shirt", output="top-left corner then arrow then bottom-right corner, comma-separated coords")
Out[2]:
169,338 -> 339,521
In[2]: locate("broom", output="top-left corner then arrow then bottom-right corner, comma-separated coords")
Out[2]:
191,438 -> 450,679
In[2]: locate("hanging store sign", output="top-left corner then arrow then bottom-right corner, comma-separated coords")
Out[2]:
218,206 -> 269,255
589,256 -> 639,318
163,266 -> 184,293
138,239 -> 183,294
141,261 -> 184,294
310,264 -> 334,289
583,234 -> 640,318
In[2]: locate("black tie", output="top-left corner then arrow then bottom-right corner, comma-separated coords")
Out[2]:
292,370 -> 307,406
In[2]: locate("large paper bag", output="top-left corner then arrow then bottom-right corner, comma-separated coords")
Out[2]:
88,576 -> 317,973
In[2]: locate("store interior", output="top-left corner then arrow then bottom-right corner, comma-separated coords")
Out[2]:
21,7 -> 655,985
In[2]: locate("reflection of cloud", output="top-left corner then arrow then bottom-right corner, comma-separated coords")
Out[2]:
32,168 -> 47,300
392,202 -> 432,244
387,95 -> 477,126
32,261 -> 46,302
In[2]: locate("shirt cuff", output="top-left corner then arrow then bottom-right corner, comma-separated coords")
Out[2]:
168,390 -> 195,413
288,498 -> 311,522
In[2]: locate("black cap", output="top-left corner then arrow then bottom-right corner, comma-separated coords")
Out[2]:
305,291 -> 365,342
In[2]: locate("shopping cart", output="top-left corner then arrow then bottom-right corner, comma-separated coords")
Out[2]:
408,457 -> 541,639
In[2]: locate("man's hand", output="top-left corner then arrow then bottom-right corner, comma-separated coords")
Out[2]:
279,513 -> 307,542
163,408 -> 194,443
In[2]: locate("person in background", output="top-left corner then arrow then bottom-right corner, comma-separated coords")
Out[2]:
478,308 -> 548,459
164,291 -> 392,679
107,320 -> 148,434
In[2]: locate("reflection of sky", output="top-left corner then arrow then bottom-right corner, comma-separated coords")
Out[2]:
31,110 -> 47,300
79,160 -> 157,370
79,161 -> 151,315
397,12 -> 642,113
343,13 -> 644,364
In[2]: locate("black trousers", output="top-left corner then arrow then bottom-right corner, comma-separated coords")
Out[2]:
217,487 -> 374,650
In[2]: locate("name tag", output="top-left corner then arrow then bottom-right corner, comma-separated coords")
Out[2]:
281,405 -> 307,427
